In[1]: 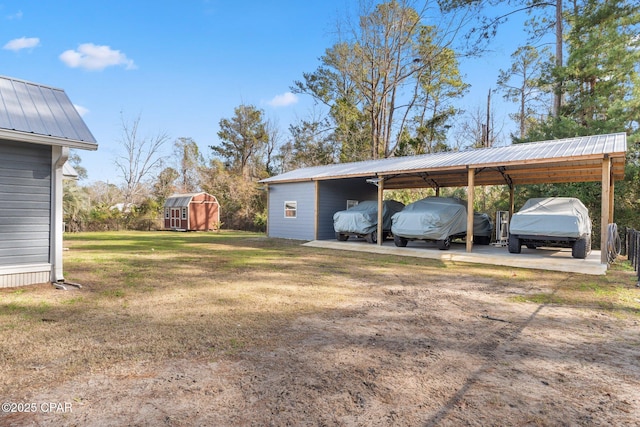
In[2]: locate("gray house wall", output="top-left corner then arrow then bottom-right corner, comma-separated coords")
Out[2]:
317,178 -> 377,240
267,177 -> 377,241
0,140 -> 51,266
267,181 -> 317,240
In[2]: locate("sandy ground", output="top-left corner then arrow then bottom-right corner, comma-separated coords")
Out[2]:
2,272 -> 639,426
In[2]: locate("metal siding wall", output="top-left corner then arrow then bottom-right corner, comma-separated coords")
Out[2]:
267,182 -> 316,240
0,140 -> 51,266
317,178 -> 378,240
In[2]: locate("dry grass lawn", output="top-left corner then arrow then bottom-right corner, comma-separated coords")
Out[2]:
1,231 -> 639,426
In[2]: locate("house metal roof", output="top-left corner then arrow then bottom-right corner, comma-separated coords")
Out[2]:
261,133 -> 627,189
0,75 -> 97,150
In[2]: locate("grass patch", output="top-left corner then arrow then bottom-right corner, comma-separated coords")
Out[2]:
1,230 -> 638,398
100,289 -> 126,298
512,293 -> 568,305
509,264 -> 640,317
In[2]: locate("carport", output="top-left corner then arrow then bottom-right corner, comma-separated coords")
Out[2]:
262,133 -> 627,265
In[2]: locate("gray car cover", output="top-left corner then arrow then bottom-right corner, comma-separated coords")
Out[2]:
391,197 -> 493,240
333,200 -> 405,235
473,212 -> 493,237
391,197 -> 467,240
509,197 -> 591,238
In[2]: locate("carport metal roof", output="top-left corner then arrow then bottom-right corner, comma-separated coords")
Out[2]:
261,133 -> 627,190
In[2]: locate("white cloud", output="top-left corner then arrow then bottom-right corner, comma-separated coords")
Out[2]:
6,11 -> 23,20
268,92 -> 298,107
3,36 -> 40,51
59,43 -> 136,71
73,104 -> 89,117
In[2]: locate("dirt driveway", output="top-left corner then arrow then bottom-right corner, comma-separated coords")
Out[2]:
2,234 -> 639,426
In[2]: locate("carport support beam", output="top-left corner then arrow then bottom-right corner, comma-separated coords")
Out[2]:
609,178 -> 615,223
509,186 -> 515,218
600,156 -> 611,264
466,167 -> 475,252
377,177 -> 384,246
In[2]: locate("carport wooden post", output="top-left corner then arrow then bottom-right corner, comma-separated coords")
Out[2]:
609,179 -> 615,222
600,156 -> 611,264
377,177 -> 384,245
509,186 -> 515,218
466,167 -> 475,252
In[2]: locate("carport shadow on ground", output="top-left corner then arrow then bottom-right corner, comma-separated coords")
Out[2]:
304,238 -> 607,275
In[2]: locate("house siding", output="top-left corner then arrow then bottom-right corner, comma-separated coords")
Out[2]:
317,178 -> 378,240
0,140 -> 51,267
267,182 -> 316,240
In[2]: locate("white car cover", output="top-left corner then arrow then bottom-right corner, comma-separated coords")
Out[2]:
509,197 -> 591,238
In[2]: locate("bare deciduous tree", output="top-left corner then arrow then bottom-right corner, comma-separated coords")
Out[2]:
115,113 -> 170,204
454,103 -> 505,150
264,118 -> 283,176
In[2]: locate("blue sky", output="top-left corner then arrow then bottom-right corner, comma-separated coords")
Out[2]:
1,1 -> 526,184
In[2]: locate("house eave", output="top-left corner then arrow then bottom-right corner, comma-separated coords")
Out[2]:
0,128 -> 98,151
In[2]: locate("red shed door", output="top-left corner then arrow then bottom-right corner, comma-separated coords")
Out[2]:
170,208 -> 181,228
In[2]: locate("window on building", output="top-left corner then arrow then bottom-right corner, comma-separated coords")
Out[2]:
284,201 -> 297,218
346,200 -> 359,209
182,207 -> 187,219
165,209 -> 170,219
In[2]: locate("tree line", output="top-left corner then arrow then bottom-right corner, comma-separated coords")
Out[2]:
64,0 -> 640,246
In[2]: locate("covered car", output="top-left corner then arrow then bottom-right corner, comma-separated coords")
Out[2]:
391,197 -> 493,250
333,200 -> 405,243
508,197 -> 592,259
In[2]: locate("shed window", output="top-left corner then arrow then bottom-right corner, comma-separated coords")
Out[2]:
284,201 -> 297,218
165,209 -> 170,219
182,207 -> 187,219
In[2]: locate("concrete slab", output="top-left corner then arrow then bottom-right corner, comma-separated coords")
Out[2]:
303,239 -> 608,275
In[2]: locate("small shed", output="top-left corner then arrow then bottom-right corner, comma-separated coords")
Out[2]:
164,192 -> 220,231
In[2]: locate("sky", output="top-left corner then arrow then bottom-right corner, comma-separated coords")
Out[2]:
0,1 -> 528,185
